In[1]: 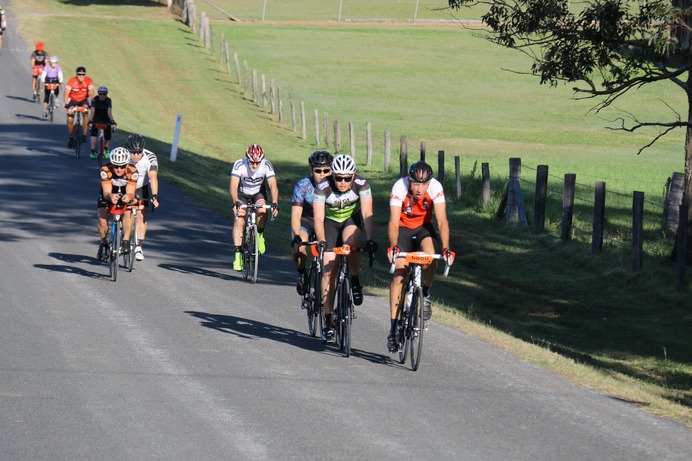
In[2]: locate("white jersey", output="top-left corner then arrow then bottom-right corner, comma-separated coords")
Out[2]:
231,158 -> 276,196
131,148 -> 159,189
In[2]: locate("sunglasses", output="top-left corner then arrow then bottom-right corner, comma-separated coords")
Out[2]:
334,175 -> 353,183
131,151 -> 143,155
313,168 -> 331,174
98,92 -> 107,95
113,165 -> 126,169
77,73 -> 86,76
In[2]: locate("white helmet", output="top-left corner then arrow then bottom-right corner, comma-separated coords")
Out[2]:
331,154 -> 356,175
49,56 -> 59,63
109,147 -> 130,166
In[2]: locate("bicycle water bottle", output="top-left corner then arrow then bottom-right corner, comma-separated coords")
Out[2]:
405,283 -> 414,314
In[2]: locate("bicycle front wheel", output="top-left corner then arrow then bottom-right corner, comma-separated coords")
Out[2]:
125,215 -> 137,272
306,264 -> 317,337
74,119 -> 82,160
48,93 -> 55,123
335,275 -> 352,357
397,281 -> 410,365
109,220 -> 120,282
409,283 -> 425,371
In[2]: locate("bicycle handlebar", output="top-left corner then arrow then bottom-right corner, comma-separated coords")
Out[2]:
316,244 -> 375,268
389,251 -> 453,276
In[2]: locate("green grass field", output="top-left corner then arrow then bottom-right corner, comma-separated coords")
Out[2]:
14,0 -> 691,425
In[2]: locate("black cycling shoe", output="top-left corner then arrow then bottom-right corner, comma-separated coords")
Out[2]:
352,284 -> 363,306
387,333 -> 398,353
121,240 -> 131,254
97,242 -> 110,261
296,271 -> 307,296
423,295 -> 433,321
323,326 -> 335,343
68,138 -> 75,148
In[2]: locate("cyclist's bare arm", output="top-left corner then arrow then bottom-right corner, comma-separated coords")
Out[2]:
360,196 -> 375,240
312,201 -> 327,243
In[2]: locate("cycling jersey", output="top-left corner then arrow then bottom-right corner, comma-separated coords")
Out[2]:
89,96 -> 112,123
314,174 -> 371,223
131,149 -> 158,189
40,65 -> 62,85
31,50 -> 48,67
100,164 -> 138,197
389,177 -> 445,229
291,176 -> 317,221
65,75 -> 94,103
231,158 -> 275,197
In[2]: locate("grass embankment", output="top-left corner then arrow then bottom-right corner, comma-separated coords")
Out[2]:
14,0 -> 691,426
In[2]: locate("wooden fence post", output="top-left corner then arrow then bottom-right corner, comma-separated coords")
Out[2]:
301,102 -> 307,139
314,109 -> 320,146
677,203 -> 688,291
278,87 -> 283,123
366,122 -> 372,166
225,43 -> 231,74
533,165 -> 548,233
323,113 -> 329,148
399,136 -> 408,177
384,129 -> 391,173
349,122 -> 355,158
334,120 -> 341,154
438,150 -> 445,182
632,191 -> 644,271
420,142 -> 426,162
261,74 -> 267,107
561,173 -> 576,242
290,97 -> 296,132
506,157 -> 528,225
663,172 -> 684,235
233,52 -> 241,84
270,79 -> 275,114
592,181 -> 606,255
455,156 -> 461,201
252,69 -> 259,105
243,60 -> 249,95
482,162 -> 490,208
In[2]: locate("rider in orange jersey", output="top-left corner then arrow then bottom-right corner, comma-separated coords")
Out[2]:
64,66 -> 94,149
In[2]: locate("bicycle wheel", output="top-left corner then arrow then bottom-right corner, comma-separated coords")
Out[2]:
306,264 -> 317,337
125,214 -> 137,272
48,93 -> 55,123
242,226 -> 257,283
74,118 -> 82,160
335,274 -> 352,357
109,220 -> 120,282
397,280 -> 410,365
409,282 -> 425,371
36,80 -> 42,105
250,227 -> 259,283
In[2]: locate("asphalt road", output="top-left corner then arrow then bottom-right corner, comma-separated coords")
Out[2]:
1,10 -> 691,461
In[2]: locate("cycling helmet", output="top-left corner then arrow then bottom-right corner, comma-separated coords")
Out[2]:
126,133 -> 146,152
308,150 -> 333,167
408,161 -> 434,183
331,154 -> 356,175
36,42 -> 44,51
246,144 -> 265,163
76,66 -> 86,74
97,85 -> 108,94
49,56 -> 58,63
109,147 -> 130,167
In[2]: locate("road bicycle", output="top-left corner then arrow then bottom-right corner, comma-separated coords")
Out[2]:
389,250 -> 453,371
237,203 -> 274,284
299,240 -> 323,338
32,65 -> 44,104
45,82 -> 59,123
323,244 -> 374,357
122,199 -> 145,273
105,202 -> 127,282
68,106 -> 88,160
92,122 -> 114,168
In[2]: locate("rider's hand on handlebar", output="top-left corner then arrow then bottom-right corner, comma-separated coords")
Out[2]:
442,248 -> 456,265
233,201 -> 241,216
387,244 -> 401,263
291,235 -> 302,252
271,202 -> 279,218
366,239 -> 378,253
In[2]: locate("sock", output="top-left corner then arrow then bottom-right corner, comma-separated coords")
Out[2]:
423,285 -> 431,297
390,319 -> 398,335
258,228 -> 264,234
325,314 -> 332,327
138,239 -> 144,248
235,246 -> 241,253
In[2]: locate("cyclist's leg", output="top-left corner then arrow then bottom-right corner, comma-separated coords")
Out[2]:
342,223 -> 363,304
97,205 -> 110,259
232,205 -> 247,270
121,210 -> 134,252
89,123 -> 98,154
417,225 -> 438,320
66,106 -> 75,146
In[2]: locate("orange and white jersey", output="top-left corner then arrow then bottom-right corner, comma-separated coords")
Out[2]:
389,177 -> 445,229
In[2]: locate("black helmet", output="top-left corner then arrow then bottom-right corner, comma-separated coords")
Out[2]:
126,133 -> 146,152
408,161 -> 434,183
76,66 -> 86,74
308,150 -> 333,167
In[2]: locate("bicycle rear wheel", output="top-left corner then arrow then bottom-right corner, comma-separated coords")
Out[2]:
125,215 -> 137,272
242,226 -> 258,283
397,281 -> 410,365
336,275 -> 352,357
409,284 -> 425,371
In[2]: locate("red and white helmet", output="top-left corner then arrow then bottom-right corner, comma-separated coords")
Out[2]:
246,144 -> 265,163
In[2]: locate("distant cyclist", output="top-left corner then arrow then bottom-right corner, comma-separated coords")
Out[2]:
30,42 -> 48,98
126,134 -> 160,261
97,148 -> 139,261
0,5 -> 6,51
229,144 -> 279,271
290,150 -> 333,295
64,66 -> 94,149
88,86 -> 117,159
313,154 -> 377,341
39,56 -> 63,118
385,161 -> 455,352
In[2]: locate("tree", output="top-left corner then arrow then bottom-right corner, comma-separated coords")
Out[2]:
448,0 -> 692,259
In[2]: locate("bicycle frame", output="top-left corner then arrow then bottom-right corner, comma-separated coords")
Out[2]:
92,123 -> 111,167
390,251 -> 452,371
301,240 -> 323,338
107,208 -> 126,282
45,83 -> 59,123
238,203 -> 273,284
69,107 -> 88,160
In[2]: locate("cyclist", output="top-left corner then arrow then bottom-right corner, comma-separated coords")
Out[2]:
30,42 -> 48,98
126,134 -> 160,261
313,154 -> 377,341
88,85 -> 117,159
229,144 -> 279,271
97,147 -> 139,261
0,5 -> 6,51
290,150 -> 333,295
64,66 -> 94,149
385,161 -> 455,352
39,56 -> 63,118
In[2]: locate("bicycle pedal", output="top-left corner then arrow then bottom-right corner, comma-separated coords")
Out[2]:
300,300 -> 310,310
